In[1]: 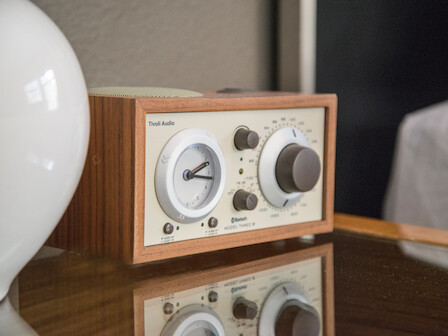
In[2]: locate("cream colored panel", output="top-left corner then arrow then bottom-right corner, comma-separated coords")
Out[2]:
145,108 -> 325,246
144,256 -> 323,335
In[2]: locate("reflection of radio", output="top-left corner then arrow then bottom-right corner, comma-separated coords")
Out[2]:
21,240 -> 334,335
137,242 -> 334,336
47,88 -> 337,263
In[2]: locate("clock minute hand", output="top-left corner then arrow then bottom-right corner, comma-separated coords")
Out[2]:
190,174 -> 214,180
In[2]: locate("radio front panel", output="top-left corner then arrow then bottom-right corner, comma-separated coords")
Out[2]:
145,108 -> 325,246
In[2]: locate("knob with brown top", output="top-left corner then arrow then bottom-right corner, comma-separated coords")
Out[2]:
274,300 -> 320,336
234,128 -> 259,150
275,144 -> 321,193
233,189 -> 258,211
233,297 -> 258,320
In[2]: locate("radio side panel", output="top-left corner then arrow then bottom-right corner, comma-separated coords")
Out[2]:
47,96 -> 137,262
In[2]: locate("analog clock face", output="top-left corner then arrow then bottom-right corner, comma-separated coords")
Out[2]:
173,144 -> 217,210
155,128 -> 226,224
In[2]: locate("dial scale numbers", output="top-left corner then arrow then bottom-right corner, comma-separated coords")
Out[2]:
143,256 -> 323,335
145,108 -> 325,246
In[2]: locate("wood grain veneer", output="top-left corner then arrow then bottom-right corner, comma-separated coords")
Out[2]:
46,91 -> 337,264
334,213 -> 448,247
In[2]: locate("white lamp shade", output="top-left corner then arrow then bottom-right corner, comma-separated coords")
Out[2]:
0,0 -> 90,300
0,297 -> 37,335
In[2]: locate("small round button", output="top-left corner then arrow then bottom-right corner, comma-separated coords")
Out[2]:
163,302 -> 174,315
233,189 -> 258,211
233,297 -> 258,320
275,144 -> 321,193
208,217 -> 218,228
163,222 -> 174,234
208,291 -> 219,303
234,128 -> 259,150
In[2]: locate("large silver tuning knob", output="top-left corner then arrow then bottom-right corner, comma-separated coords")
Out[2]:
275,144 -> 321,193
258,126 -> 321,208
275,300 -> 320,336
258,282 -> 321,336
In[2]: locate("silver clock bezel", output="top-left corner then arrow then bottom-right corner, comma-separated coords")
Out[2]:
155,128 -> 226,224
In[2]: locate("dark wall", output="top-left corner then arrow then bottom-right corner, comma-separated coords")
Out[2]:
316,1 -> 448,218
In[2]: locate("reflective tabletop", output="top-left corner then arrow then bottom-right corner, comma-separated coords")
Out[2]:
1,214 -> 448,335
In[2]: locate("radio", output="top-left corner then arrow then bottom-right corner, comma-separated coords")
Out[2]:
47,88 -> 337,263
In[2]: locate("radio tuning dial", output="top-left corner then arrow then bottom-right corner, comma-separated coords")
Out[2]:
258,282 -> 321,336
233,297 -> 258,320
276,144 -> 321,193
275,300 -> 321,336
233,189 -> 258,211
234,128 -> 259,150
258,126 -> 321,208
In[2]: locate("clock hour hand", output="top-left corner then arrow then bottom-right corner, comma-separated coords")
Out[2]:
191,161 -> 209,174
184,161 -> 210,180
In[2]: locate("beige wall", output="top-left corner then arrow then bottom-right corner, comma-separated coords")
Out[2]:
32,0 -> 274,91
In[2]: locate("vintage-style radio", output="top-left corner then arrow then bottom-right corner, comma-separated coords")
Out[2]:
47,88 -> 337,263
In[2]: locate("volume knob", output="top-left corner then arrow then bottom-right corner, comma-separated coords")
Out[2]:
275,144 -> 321,193
234,128 -> 259,150
233,189 -> 258,211
233,297 -> 258,320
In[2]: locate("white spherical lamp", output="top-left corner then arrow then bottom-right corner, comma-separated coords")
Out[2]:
0,0 -> 90,300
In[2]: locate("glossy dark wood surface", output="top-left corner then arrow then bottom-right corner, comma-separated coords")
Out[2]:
2,216 -> 448,335
331,231 -> 448,335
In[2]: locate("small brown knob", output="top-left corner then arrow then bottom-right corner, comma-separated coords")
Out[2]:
234,128 -> 259,150
233,297 -> 258,320
275,144 -> 321,193
233,189 -> 258,211
208,217 -> 218,228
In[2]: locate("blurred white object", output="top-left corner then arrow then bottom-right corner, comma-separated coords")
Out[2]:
0,0 -> 89,300
383,100 -> 448,230
0,297 -> 38,336
399,241 -> 448,270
